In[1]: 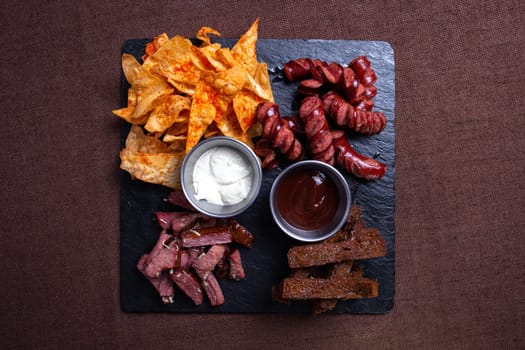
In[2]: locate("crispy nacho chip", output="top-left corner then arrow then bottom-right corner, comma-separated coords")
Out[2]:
165,136 -> 187,152
118,54 -> 174,119
232,89 -> 264,133
213,47 -> 239,71
231,18 -> 259,77
120,149 -> 184,190
125,125 -> 169,153
186,80 -> 223,152
142,33 -> 169,61
215,102 -> 242,139
143,36 -> 202,95
112,90 -> 149,125
144,94 -> 191,133
163,123 -> 189,150
197,26 -> 221,46
242,63 -> 274,101
120,125 -> 184,189
203,122 -> 222,138
206,64 -> 247,96
231,62 -> 273,132
113,55 -> 174,123
191,44 -> 227,72
121,53 -> 141,83
254,62 -> 274,101
115,20 -> 274,189
164,120 -> 189,137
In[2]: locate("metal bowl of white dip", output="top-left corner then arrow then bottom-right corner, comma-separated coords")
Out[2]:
181,136 -> 263,218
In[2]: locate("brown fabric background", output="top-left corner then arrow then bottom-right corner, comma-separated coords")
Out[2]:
1,0 -> 524,348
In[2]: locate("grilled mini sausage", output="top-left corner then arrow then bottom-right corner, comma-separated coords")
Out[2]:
255,102 -> 305,168
283,57 -> 379,107
331,130 -> 387,180
322,91 -> 386,135
299,96 -> 335,165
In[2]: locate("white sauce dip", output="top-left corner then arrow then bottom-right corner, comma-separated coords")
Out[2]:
192,146 -> 253,205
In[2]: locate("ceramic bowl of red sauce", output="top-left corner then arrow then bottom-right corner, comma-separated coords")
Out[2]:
270,160 -> 351,242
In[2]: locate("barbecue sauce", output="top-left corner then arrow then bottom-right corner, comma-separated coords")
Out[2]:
276,169 -> 339,230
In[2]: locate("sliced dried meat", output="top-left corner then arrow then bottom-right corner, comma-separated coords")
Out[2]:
171,212 -> 213,235
191,216 -> 218,230
181,227 -> 232,248
227,219 -> 254,248
192,245 -> 227,277
167,190 -> 197,211
192,245 -> 227,306
144,232 -> 181,278
171,269 -> 203,305
228,249 -> 245,281
214,246 -> 231,280
137,254 -> 175,304
200,272 -> 225,306
155,211 -> 192,230
179,247 -> 204,270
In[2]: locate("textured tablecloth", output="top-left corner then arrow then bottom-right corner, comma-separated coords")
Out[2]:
1,0 -> 524,348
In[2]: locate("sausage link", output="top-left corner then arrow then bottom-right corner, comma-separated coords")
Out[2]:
283,58 -> 313,82
299,96 -> 335,165
349,56 -> 378,109
255,102 -> 305,168
349,56 -> 377,87
283,57 -> 380,108
322,91 -> 387,135
331,130 -> 387,180
254,139 -> 278,169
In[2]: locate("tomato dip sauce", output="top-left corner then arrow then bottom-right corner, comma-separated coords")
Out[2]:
275,169 -> 340,230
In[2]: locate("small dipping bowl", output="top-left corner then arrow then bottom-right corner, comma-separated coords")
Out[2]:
181,136 -> 263,218
270,160 -> 351,242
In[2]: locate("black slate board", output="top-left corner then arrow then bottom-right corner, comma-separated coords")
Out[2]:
119,38 -> 395,313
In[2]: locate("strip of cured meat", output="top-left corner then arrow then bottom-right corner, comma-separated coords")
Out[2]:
227,218 -> 254,248
228,249 -> 245,281
154,211 -> 192,230
213,247 -> 231,280
181,227 -> 232,248
192,245 -> 227,306
179,247 -> 204,270
137,193 -> 256,307
166,190 -> 197,211
171,212 -> 213,235
200,273 -> 224,306
143,231 -> 181,278
137,254 -> 175,304
192,245 -> 227,277
171,269 -> 203,305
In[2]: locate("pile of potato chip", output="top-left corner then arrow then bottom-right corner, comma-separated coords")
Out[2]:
113,19 -> 273,189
